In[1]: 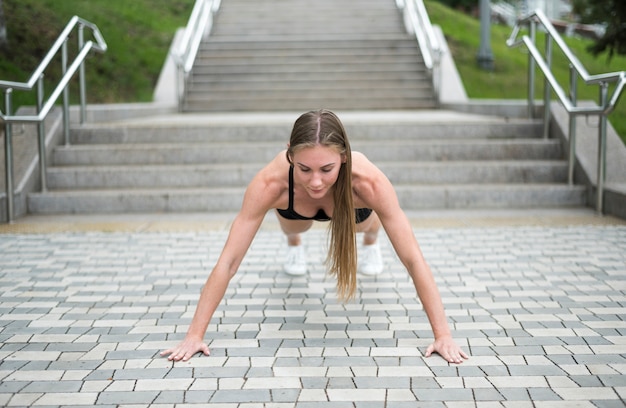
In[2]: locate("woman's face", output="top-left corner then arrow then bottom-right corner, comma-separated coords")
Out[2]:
291,145 -> 344,200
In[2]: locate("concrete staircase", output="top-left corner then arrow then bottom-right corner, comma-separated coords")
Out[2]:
27,112 -> 586,215
22,0 -> 586,216
183,0 -> 436,111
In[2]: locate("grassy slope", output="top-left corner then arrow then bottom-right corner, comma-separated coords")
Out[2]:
425,0 -> 626,143
0,0 -> 193,108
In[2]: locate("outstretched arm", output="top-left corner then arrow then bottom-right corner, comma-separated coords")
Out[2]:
160,211 -> 264,361
354,154 -> 468,364
161,160 -> 283,361
381,208 -> 468,364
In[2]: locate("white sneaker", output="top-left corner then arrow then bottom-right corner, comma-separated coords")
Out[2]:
284,245 -> 307,276
358,243 -> 383,275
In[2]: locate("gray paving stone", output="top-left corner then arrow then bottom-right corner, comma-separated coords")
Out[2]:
413,388 -> 474,401
497,387 -> 532,401
301,377 -> 329,389
593,401 -> 626,408
0,224 -> 624,406
21,380 -> 83,393
507,365 -> 566,376
210,389 -> 272,403
184,390 -> 214,403
296,402 -> 353,408
527,387 -> 562,401
96,390 -> 160,405
570,375 -> 605,387
473,388 -> 505,401
153,390 -> 185,403
194,367 -> 249,378
354,377 -> 411,389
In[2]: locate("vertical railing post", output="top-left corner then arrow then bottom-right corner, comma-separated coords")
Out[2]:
177,64 -> 184,113
542,34 -> 552,139
567,65 -> 578,185
596,83 -> 608,213
527,19 -> 536,118
434,50 -> 442,105
4,89 -> 14,223
61,39 -> 70,145
37,75 -> 47,192
78,23 -> 87,124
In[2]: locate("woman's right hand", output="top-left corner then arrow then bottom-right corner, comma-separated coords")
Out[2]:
160,337 -> 210,362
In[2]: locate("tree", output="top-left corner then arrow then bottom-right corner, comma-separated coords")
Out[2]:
435,0 -> 478,14
0,0 -> 7,48
572,0 -> 626,60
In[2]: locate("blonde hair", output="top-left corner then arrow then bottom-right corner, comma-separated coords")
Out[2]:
286,110 -> 357,300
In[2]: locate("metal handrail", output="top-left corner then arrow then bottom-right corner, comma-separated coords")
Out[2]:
0,16 -> 107,223
172,0 -> 221,111
396,0 -> 443,102
507,9 -> 626,213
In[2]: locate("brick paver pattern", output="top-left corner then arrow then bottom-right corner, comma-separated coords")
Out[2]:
1,226 -> 625,407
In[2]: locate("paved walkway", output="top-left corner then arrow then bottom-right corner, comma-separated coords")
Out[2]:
1,209 -> 625,407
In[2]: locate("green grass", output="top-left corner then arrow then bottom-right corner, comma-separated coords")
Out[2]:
425,0 -> 626,143
1,0 -> 624,144
0,0 -> 193,109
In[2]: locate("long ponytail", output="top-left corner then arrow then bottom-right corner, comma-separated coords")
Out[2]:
287,110 -> 357,301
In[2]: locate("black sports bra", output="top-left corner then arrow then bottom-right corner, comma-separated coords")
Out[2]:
276,166 -> 331,221
276,166 -> 373,224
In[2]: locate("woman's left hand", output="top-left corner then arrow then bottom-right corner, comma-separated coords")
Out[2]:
425,336 -> 469,364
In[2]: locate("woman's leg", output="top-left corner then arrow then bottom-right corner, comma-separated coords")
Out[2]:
356,210 -> 381,245
275,210 -> 314,245
275,210 -> 313,275
356,211 -> 383,275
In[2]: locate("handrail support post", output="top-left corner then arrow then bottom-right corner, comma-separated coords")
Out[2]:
596,83 -> 608,213
78,23 -> 87,124
567,66 -> 578,185
4,89 -> 14,223
61,39 -> 70,145
542,35 -> 552,139
527,20 -> 536,118
37,75 -> 47,192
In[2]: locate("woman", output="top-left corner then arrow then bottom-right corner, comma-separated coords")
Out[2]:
161,110 -> 468,364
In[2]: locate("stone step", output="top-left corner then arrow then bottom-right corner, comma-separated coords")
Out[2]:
186,80 -> 430,98
185,78 -> 431,93
184,0 -> 430,112
212,0 -> 403,35
194,55 -> 424,67
68,118 -> 545,144
201,34 -> 415,45
211,24 -> 405,37
27,184 -> 587,215
53,139 -> 562,166
46,161 -> 568,190
184,99 -> 434,112
197,39 -> 419,56
185,87 -> 434,107
190,60 -> 426,75
29,111 -> 584,215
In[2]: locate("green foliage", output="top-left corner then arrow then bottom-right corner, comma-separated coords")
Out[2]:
425,0 -> 626,143
572,0 -> 626,60
0,0 -> 193,109
433,0 -> 478,13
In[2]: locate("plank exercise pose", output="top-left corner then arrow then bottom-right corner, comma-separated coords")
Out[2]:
161,109 -> 468,364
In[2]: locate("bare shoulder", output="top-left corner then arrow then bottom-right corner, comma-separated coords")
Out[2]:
242,150 -> 290,213
351,151 -> 395,209
351,151 -> 389,191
